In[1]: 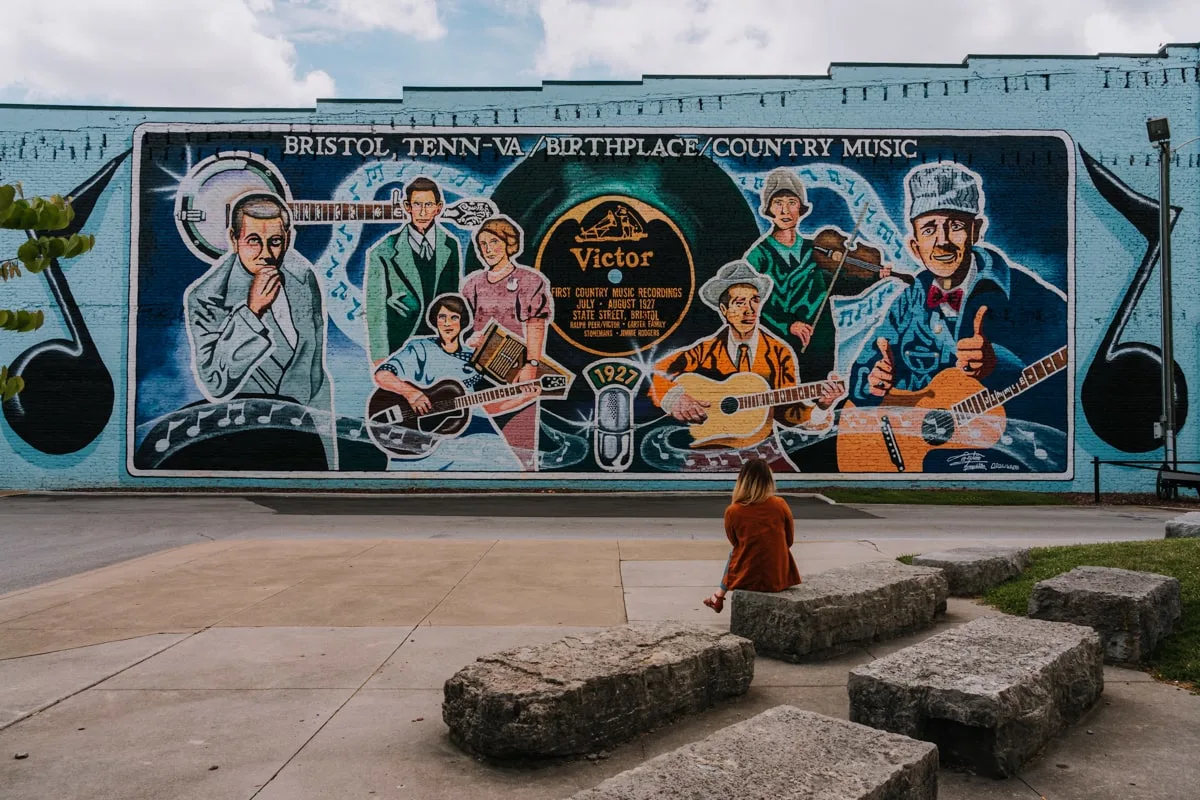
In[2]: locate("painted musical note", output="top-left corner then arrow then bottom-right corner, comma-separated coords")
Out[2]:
365,164 -> 385,187
186,408 -> 215,437
258,403 -> 283,425
346,298 -> 362,320
331,281 -> 349,301
1079,148 -> 1188,453
154,419 -> 184,453
2,151 -> 128,455
233,402 -> 247,426
324,256 -> 341,280
290,409 -> 311,427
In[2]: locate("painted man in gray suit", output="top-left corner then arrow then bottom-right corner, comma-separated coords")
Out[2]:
364,176 -> 462,363
184,192 -> 335,465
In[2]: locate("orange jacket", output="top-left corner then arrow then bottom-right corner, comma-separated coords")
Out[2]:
722,496 -> 801,592
649,326 -> 796,407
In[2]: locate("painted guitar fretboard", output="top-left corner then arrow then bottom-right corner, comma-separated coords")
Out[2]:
289,200 -> 404,225
951,346 -> 1069,422
446,382 -> 539,411
738,380 -> 846,410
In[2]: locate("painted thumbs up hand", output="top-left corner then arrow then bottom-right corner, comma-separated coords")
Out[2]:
956,305 -> 997,378
867,337 -> 895,397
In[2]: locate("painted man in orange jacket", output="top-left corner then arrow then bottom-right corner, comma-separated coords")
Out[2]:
650,261 -> 841,443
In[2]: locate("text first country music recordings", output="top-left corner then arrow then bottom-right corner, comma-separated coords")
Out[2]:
281,135 -> 922,160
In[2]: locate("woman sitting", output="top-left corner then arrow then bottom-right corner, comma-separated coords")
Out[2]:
704,458 -> 801,613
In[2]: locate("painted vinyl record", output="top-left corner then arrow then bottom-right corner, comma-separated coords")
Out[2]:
473,153 -> 760,376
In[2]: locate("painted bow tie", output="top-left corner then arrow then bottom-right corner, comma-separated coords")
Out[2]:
926,284 -> 964,311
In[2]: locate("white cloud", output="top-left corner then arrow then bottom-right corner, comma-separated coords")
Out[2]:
0,1 -> 334,106
271,0 -> 446,40
533,0 -> 1200,78
0,0 -> 446,107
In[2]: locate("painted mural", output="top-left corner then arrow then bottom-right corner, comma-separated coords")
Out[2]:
126,127 -> 1073,479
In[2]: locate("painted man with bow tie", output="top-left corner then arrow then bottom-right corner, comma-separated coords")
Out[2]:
847,162 -> 1067,432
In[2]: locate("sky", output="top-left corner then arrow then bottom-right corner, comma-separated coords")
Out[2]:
0,0 -> 1196,107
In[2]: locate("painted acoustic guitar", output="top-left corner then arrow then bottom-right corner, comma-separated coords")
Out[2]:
836,346 -> 1068,472
672,372 -> 846,449
367,374 -> 567,457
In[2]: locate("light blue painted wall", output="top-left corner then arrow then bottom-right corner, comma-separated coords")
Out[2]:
0,46 -> 1196,492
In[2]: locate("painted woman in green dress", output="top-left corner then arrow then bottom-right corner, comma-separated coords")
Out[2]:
744,168 -> 890,382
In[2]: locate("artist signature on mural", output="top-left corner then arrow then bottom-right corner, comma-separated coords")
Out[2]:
946,451 -> 1022,472
947,451 -> 988,471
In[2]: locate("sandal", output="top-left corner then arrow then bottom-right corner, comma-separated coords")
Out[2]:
703,592 -> 725,613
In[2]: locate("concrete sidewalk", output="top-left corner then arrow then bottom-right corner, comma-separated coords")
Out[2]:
0,493 -> 1175,594
0,506 -> 1195,799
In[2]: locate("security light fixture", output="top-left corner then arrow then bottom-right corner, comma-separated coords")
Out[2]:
1147,116 -> 1171,144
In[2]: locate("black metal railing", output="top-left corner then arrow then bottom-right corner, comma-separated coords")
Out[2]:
1092,457 -> 1200,502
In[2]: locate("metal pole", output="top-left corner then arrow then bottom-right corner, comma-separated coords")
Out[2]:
1158,140 -> 1178,471
1093,456 -> 1101,504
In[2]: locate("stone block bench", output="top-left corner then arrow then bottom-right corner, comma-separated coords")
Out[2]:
1165,512 -> 1200,538
911,546 -> 1031,596
729,560 -> 948,662
848,615 -> 1103,778
442,623 -> 754,761
568,705 -> 937,800
1028,566 -> 1182,664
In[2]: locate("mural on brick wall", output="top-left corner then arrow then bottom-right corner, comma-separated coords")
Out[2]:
128,126 -> 1073,478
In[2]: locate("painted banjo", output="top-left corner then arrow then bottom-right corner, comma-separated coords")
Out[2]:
173,151 -> 494,261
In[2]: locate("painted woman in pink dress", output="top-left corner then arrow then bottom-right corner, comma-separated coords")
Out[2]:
461,215 -> 554,470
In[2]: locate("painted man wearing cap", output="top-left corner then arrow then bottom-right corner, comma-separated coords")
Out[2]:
650,261 -> 840,434
746,167 -> 892,382
847,162 -> 1067,436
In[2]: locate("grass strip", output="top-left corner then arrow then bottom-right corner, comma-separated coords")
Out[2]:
975,539 -> 1199,687
822,488 -> 1072,505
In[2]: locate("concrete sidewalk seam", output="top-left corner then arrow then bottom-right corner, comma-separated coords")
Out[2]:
0,633 -> 193,734
0,538 -> 242,603
247,540 -> 502,798
413,539 -> 502,626
198,540 -> 388,630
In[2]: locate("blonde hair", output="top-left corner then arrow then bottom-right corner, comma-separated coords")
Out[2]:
731,458 -> 776,505
476,216 -> 522,257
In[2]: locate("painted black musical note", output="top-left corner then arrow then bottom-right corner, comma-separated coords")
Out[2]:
1079,147 -> 1187,453
3,151 -> 129,454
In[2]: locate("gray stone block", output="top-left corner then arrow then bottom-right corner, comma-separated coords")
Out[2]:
1028,566 -> 1182,663
848,615 -> 1103,778
442,623 -> 754,761
911,546 -> 1031,596
729,560 -> 948,662
1165,512 -> 1200,538
568,705 -> 938,800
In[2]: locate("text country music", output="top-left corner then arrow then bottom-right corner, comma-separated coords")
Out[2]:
281,135 -> 921,160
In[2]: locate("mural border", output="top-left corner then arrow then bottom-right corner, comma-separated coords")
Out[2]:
126,123 -> 1076,481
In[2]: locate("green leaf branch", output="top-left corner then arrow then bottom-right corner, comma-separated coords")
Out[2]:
0,183 -> 76,230
0,182 -> 97,403
0,365 -> 24,402
0,308 -> 45,332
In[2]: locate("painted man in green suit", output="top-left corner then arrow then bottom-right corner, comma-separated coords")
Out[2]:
744,168 -> 891,381
365,176 -> 462,363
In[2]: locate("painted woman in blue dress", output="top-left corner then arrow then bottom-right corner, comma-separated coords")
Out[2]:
373,293 -> 533,471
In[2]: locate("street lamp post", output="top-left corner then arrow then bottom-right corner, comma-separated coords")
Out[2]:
1146,116 -> 1177,474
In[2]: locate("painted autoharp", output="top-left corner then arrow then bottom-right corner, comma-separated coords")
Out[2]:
468,321 -> 573,397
